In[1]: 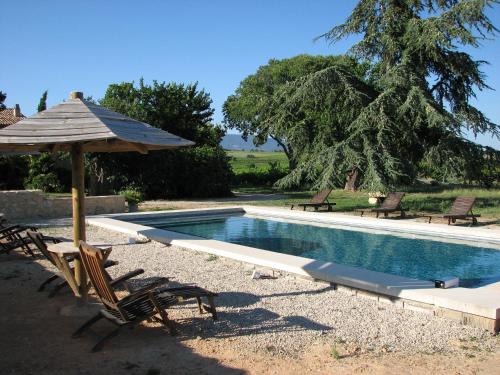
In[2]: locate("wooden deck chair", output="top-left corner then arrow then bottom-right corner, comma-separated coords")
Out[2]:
291,189 -> 335,212
27,231 -> 117,297
73,242 -> 218,352
359,192 -> 406,218
425,196 -> 481,225
0,223 -> 61,256
0,225 -> 36,256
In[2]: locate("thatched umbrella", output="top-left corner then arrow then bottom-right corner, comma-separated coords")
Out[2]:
0,91 -> 194,299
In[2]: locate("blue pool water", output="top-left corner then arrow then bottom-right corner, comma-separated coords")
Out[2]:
128,215 -> 500,287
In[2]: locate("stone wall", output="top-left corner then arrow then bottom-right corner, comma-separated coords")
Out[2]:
0,190 -> 125,220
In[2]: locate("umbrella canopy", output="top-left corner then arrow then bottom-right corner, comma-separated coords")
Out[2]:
0,91 -> 194,247
0,92 -> 193,153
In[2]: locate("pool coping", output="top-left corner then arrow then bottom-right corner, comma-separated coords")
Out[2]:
87,206 -> 500,332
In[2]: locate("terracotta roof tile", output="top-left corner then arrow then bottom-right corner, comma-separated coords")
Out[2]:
0,107 -> 25,128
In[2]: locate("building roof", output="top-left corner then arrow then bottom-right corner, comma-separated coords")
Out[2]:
0,106 -> 25,128
0,92 -> 194,153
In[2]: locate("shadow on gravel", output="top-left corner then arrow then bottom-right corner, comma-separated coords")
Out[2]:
0,253 -> 247,375
216,287 -> 335,308
173,307 -> 332,341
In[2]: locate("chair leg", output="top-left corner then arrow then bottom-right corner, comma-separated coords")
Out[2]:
91,326 -> 124,353
37,274 -> 60,292
150,293 -> 177,335
73,312 -> 103,338
48,280 -> 68,298
202,296 -> 218,320
196,297 -> 203,314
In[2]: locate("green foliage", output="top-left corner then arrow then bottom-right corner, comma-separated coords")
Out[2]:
23,153 -> 70,193
228,151 -> 288,173
232,160 -> 288,187
90,80 -> 233,199
223,54 -> 369,169
119,188 -> 145,205
0,155 -> 29,189
37,90 -> 47,112
259,0 -> 500,191
25,172 -> 63,192
0,91 -> 6,110
228,151 -> 289,186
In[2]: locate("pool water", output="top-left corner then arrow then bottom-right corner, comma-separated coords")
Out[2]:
129,215 -> 500,287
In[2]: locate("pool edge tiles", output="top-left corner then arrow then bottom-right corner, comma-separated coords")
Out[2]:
88,206 -> 500,332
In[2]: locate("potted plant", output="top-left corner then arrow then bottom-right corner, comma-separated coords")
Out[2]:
368,191 -> 385,205
119,188 -> 144,212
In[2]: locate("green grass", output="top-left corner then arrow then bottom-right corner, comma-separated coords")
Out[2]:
232,187 -> 500,220
227,150 -> 288,173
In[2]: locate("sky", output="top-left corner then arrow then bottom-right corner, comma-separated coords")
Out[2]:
1,0 -> 499,149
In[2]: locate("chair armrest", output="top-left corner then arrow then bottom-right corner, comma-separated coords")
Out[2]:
42,235 -> 65,244
109,269 -> 144,287
127,277 -> 170,294
118,278 -> 171,306
103,259 -> 119,268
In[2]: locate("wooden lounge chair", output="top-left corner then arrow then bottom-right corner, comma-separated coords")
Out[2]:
1,225 -> 61,256
358,192 -> 406,218
26,231 -> 118,297
73,242 -> 218,352
291,189 -> 335,212
0,225 -> 36,256
424,196 -> 481,225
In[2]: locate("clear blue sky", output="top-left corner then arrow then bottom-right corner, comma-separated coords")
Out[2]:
1,0 -> 499,149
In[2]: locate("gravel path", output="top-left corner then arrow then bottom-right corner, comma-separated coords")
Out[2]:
40,225 -> 499,358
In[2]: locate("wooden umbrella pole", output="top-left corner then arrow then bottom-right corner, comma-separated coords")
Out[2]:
71,142 -> 86,245
71,142 -> 87,301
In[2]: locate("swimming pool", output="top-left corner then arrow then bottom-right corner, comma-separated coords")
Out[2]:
124,214 -> 500,287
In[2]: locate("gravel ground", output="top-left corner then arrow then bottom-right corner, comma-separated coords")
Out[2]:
39,224 -> 499,358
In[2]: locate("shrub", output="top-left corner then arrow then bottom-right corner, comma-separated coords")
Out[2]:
92,145 -> 233,199
232,161 -> 288,187
25,172 -> 63,192
119,188 -> 145,205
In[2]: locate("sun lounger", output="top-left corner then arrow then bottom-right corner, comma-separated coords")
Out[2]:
0,225 -> 60,256
73,242 -> 218,352
0,225 -> 36,256
291,189 -> 335,212
423,196 -> 481,225
358,192 -> 406,218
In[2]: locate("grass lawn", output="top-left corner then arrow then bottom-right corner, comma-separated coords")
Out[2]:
233,187 -> 500,220
227,150 -> 288,173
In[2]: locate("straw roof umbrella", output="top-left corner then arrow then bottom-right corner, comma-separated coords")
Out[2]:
0,91 -> 194,301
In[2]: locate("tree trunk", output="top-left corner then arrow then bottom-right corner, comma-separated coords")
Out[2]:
344,168 -> 359,191
270,135 -> 295,170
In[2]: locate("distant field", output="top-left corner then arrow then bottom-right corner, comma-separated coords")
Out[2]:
226,150 -> 288,173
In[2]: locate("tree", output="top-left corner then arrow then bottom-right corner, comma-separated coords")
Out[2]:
223,54 -> 369,170
37,90 -> 48,112
0,91 -> 6,110
90,79 -> 232,198
271,0 -> 499,191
